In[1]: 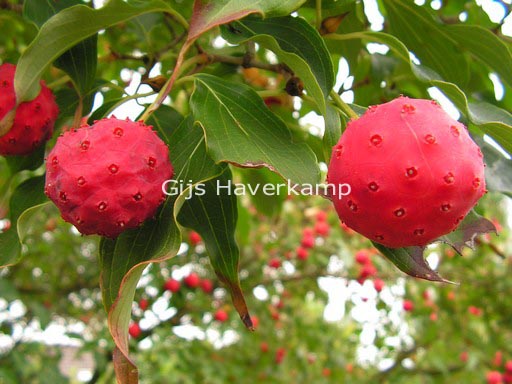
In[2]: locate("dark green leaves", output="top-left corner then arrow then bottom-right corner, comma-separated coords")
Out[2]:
191,73 -> 320,186
15,0 -> 184,102
188,0 -> 306,41
0,177 -> 49,267
178,169 -> 253,329
221,15 -> 334,113
23,0 -> 98,98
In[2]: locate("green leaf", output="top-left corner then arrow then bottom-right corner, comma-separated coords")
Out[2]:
5,144 -> 45,174
0,176 -> 48,267
480,140 -> 512,197
15,0 -> 184,102
373,242 -> 451,283
178,169 -> 253,329
190,73 -> 320,186
446,25 -> 512,89
383,0 -> 470,86
188,0 -> 306,42
23,0 -> 98,95
325,31 -> 512,156
438,210 -> 497,254
240,168 -> 287,217
374,210 -> 496,282
323,103 -> 342,161
221,15 -> 334,113
99,115 -> 224,381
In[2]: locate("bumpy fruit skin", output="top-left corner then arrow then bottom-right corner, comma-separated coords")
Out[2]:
0,63 -> 59,156
328,96 -> 486,248
45,117 -> 173,238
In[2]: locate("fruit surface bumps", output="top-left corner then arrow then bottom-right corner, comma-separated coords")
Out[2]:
327,96 -> 486,248
45,117 -> 173,238
0,63 -> 59,156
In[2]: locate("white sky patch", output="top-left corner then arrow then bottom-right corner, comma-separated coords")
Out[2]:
366,43 -> 390,55
485,134 -> 512,159
477,0 -> 508,23
300,111 -> 325,137
427,87 -> 461,120
363,0 -> 385,31
334,57 -> 350,91
489,73 -> 505,101
430,0 -> 442,10
341,90 -> 354,104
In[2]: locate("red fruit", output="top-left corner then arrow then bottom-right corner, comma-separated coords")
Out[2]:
355,250 -> 371,265
214,309 -> 229,322
296,246 -> 309,260
260,342 -> 269,353
373,278 -> 385,293
316,211 -> 328,222
468,306 -> 483,316
459,351 -> 468,363
504,373 -> 512,384
275,347 -> 286,364
487,371 -> 503,384
128,323 -> 142,338
429,312 -> 438,321
189,231 -> 201,245
505,360 -> 512,372
493,350 -> 503,367
251,315 -> 259,329
268,257 -> 282,269
322,368 -> 331,377
301,235 -> 315,248
403,300 -> 414,312
184,272 -> 200,288
163,278 -> 180,293
359,263 -> 377,280
302,227 -> 314,237
139,298 -> 149,311
0,63 -> 59,156
45,117 -> 173,238
328,97 -> 486,248
200,278 -> 214,294
314,221 -> 330,237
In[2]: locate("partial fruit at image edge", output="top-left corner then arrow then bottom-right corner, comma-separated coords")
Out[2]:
0,63 -> 59,156
327,96 -> 486,248
44,117 -> 173,238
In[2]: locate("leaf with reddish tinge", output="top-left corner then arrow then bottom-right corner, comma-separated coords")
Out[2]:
373,242 -> 452,283
188,0 -> 306,41
438,210 -> 497,254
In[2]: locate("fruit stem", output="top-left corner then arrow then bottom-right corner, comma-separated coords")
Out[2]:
72,97 -> 84,129
316,0 -> 322,30
330,90 -> 358,119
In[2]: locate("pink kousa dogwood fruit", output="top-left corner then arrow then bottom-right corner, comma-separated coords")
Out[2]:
45,117 -> 173,238
327,96 -> 486,248
0,63 -> 59,155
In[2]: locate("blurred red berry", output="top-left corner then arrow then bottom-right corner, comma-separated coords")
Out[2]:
459,351 -> 468,363
302,227 -> 314,237
503,373 -> 512,384
138,298 -> 149,311
493,350 -> 503,367
359,263 -> 377,280
275,347 -> 286,364
316,211 -> 328,222
301,235 -> 315,248
468,306 -> 483,316
429,312 -> 438,321
128,323 -> 142,338
200,278 -> 214,294
506,360 -> 512,372
322,368 -> 331,377
214,309 -> 229,322
260,342 -> 269,353
355,250 -> 371,265
268,257 -> 282,269
189,231 -> 201,245
251,315 -> 259,329
403,300 -> 414,312
314,221 -> 330,237
296,246 -> 309,260
163,278 -> 180,293
487,371 -> 503,384
373,278 -> 385,293
184,272 -> 200,288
